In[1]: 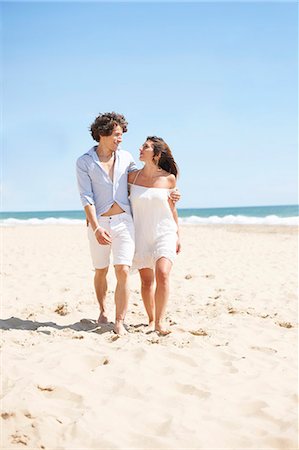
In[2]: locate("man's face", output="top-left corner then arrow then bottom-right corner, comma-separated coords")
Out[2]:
103,125 -> 123,152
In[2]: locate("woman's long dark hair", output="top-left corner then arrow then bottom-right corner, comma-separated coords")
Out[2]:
147,136 -> 179,178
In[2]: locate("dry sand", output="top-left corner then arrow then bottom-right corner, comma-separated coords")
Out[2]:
1,224 -> 298,449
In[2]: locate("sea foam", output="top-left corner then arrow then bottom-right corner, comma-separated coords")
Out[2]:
0,218 -> 86,226
179,215 -> 298,226
1,215 -> 298,226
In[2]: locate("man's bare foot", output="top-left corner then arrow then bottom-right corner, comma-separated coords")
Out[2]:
146,321 -> 155,332
97,312 -> 109,324
114,320 -> 127,336
155,323 -> 171,336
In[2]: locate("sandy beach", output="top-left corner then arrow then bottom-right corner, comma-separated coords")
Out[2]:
1,224 -> 298,449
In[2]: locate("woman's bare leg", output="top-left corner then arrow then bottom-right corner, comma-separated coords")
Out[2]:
155,257 -> 172,335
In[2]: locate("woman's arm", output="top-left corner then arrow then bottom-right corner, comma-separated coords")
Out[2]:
168,175 -> 181,254
168,198 -> 181,254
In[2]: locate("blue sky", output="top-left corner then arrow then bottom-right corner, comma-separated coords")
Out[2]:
2,1 -> 298,211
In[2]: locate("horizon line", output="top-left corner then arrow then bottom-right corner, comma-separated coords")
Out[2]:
1,204 -> 298,214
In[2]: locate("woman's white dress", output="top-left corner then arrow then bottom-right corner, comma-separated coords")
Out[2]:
129,184 -> 178,269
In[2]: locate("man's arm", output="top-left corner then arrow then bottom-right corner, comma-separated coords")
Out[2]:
169,188 -> 181,203
76,157 -> 111,245
76,157 -> 95,209
84,204 -> 111,245
128,154 -> 138,173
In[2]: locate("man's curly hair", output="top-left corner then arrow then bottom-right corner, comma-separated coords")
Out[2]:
90,112 -> 128,142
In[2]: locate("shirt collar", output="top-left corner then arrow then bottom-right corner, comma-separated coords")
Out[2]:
86,145 -> 121,162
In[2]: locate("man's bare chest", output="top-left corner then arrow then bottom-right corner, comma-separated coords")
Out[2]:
100,159 -> 115,181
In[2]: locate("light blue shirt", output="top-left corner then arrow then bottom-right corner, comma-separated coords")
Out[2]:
76,146 -> 137,217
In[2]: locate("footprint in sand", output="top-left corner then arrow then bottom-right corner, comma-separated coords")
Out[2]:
54,303 -> 69,316
227,307 -> 238,314
223,361 -> 238,374
37,385 -> 54,392
1,412 -> 15,420
11,433 -> 29,446
167,352 -> 198,367
242,400 -> 268,415
147,337 -> 160,344
156,417 -> 173,435
250,346 -> 277,354
189,329 -> 209,336
128,326 -> 143,333
108,334 -> 120,342
176,383 -> 211,399
215,342 -> 229,347
37,385 -> 83,404
277,321 -> 293,328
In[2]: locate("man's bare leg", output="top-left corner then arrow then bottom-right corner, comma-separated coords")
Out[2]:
114,265 -> 130,335
94,267 -> 109,323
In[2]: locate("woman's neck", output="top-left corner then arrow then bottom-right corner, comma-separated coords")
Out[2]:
141,162 -> 161,178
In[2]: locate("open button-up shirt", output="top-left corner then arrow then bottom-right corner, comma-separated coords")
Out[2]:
76,146 -> 137,217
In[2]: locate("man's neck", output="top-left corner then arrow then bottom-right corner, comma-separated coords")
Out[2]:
96,143 -> 115,160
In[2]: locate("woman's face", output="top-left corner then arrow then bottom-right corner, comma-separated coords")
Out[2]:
139,140 -> 154,162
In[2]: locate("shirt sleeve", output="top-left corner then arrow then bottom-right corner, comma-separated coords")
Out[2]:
76,157 -> 95,207
127,154 -> 138,173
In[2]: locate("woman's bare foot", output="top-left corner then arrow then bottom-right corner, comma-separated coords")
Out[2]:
97,312 -> 109,324
114,320 -> 127,335
155,322 -> 171,336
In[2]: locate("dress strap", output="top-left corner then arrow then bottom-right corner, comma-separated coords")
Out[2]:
131,170 -> 141,185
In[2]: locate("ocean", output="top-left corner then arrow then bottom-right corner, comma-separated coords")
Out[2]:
0,205 -> 298,226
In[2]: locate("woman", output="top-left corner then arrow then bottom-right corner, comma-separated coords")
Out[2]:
128,136 -> 180,335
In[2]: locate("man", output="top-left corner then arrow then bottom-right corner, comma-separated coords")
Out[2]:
76,112 -> 179,335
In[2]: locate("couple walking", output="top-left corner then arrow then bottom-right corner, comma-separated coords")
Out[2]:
76,112 -> 180,335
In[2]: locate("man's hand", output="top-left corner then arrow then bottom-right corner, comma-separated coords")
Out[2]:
170,188 -> 181,203
176,237 -> 181,254
95,227 -> 112,245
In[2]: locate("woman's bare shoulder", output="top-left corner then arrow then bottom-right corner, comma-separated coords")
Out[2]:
159,170 -> 176,186
166,173 -> 176,189
128,170 -> 140,183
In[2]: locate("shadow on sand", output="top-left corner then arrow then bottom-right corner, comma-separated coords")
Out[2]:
0,317 -> 114,335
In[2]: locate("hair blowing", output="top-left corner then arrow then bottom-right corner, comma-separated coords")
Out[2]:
90,112 -> 128,142
147,136 -> 179,178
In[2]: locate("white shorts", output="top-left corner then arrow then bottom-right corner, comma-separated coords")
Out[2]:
87,212 -> 135,269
